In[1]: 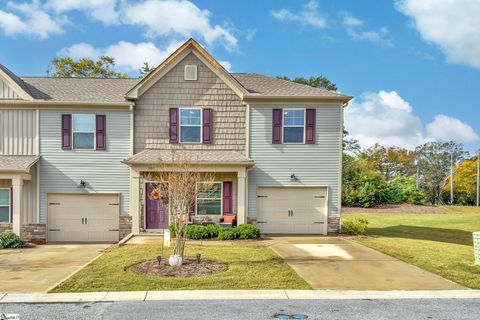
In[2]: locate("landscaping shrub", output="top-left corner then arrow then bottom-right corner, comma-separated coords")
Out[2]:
236,224 -> 261,239
167,224 -> 260,240
217,227 -> 240,240
342,218 -> 369,235
168,224 -> 176,238
185,225 -> 210,239
0,231 -> 26,249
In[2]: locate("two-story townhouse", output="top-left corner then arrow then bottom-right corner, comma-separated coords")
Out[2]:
123,39 -> 351,235
0,65 -> 134,243
0,38 -> 351,243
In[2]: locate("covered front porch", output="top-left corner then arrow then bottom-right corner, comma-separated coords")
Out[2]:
123,149 -> 254,234
0,155 -> 42,242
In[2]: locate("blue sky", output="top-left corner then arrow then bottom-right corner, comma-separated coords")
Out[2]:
0,0 -> 479,151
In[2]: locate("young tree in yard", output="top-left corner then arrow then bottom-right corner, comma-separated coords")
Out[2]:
277,76 -> 338,91
444,157 -> 478,205
415,141 -> 468,205
47,56 -> 129,78
143,150 -> 214,266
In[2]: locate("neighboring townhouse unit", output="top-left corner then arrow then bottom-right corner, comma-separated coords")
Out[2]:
0,65 -> 134,243
0,38 -> 351,243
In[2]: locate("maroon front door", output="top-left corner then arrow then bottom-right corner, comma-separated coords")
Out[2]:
146,183 -> 169,229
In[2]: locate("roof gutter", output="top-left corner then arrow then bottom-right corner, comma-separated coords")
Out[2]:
243,94 -> 353,104
0,100 -> 134,107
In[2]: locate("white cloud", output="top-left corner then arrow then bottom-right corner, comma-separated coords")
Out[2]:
345,90 -> 479,149
0,1 -> 66,39
271,0 -> 327,29
59,40 -> 183,71
396,0 -> 480,69
120,0 -> 237,51
218,60 -> 232,72
45,0 -> 118,25
345,91 -> 424,149
342,12 -> 392,46
426,115 -> 479,144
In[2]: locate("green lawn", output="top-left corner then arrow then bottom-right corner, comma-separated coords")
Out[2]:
52,243 -> 310,292
346,206 -> 480,288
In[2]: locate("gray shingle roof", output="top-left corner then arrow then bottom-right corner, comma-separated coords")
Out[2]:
232,73 -> 348,98
123,149 -> 254,165
0,155 -> 39,173
2,64 -> 349,103
20,77 -> 138,103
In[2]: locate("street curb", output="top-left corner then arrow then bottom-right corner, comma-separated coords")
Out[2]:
1,290 -> 480,303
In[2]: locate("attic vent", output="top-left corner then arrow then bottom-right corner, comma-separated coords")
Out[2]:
184,65 -> 197,81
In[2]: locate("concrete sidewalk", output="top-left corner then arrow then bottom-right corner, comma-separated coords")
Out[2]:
1,290 -> 480,303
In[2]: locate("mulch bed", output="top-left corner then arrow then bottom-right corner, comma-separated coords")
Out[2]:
342,204 -> 446,214
128,258 -> 227,277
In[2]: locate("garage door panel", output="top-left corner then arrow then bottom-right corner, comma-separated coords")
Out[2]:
257,187 -> 327,235
47,194 -> 120,243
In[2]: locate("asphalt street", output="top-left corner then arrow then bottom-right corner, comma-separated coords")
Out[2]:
1,299 -> 480,320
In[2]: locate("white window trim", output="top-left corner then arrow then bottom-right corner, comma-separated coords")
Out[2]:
0,188 -> 11,223
196,181 -> 223,216
283,108 -> 306,144
179,107 -> 202,144
72,114 -> 96,150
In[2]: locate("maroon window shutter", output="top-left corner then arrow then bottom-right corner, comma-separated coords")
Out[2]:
61,114 -> 72,150
96,115 -> 106,150
223,181 -> 233,214
306,108 -> 316,144
202,108 -> 213,144
169,108 -> 179,143
272,108 -> 282,144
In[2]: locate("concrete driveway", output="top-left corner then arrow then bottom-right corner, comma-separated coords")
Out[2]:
0,244 -> 109,292
268,236 -> 464,290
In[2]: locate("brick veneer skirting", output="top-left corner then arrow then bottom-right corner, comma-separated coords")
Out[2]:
120,215 -> 132,240
21,224 -> 46,244
328,216 -> 341,234
0,223 -> 12,233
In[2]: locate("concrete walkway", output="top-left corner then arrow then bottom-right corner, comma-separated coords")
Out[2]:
268,236 -> 464,290
0,244 -> 110,292
1,290 -> 480,303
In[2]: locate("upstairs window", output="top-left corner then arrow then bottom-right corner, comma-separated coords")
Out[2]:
180,108 -> 202,143
283,109 -> 305,143
196,182 -> 222,215
0,189 -> 10,223
72,114 -> 95,150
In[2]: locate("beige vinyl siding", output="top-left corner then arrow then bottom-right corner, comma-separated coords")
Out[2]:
0,79 -> 20,99
248,104 -> 342,219
0,164 -> 38,223
134,53 -> 246,154
39,109 -> 131,223
0,109 -> 38,155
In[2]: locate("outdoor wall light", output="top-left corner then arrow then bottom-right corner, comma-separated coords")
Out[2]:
79,180 -> 87,188
290,174 -> 298,181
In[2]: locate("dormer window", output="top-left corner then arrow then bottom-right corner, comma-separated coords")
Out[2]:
184,65 -> 197,81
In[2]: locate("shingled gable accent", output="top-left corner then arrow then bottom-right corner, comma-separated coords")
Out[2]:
125,38 -> 249,100
0,65 -> 35,101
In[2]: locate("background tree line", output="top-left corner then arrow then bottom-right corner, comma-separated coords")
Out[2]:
343,135 -> 476,207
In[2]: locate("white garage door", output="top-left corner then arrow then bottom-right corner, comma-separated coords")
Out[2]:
257,187 -> 327,234
47,193 -> 120,242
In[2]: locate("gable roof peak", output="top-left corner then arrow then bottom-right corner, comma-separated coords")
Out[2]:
125,38 -> 248,99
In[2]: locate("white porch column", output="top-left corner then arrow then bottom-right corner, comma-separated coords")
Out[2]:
237,167 -> 247,225
130,168 -> 141,234
11,176 -> 23,236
